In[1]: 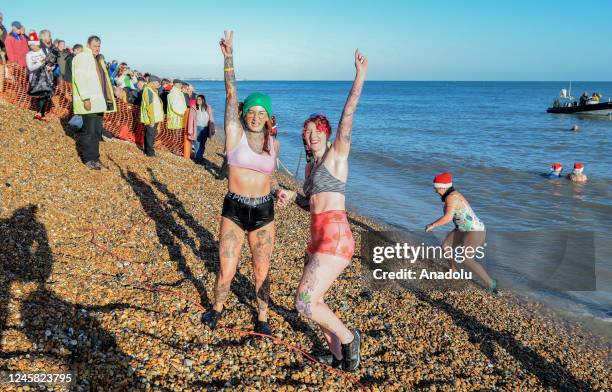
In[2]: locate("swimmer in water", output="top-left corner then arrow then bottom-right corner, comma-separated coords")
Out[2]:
567,162 -> 588,183
425,172 -> 497,293
545,163 -> 563,179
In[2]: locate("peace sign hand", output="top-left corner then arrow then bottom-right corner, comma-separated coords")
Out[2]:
220,30 -> 234,58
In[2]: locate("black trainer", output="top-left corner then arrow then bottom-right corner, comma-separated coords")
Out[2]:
313,351 -> 342,368
201,309 -> 223,330
85,160 -> 102,171
341,329 -> 362,371
254,320 -> 273,336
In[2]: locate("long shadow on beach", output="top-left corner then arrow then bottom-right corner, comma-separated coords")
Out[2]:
120,168 -> 326,352
408,287 -> 594,391
119,168 -> 213,308
0,205 -> 146,389
196,155 -> 224,180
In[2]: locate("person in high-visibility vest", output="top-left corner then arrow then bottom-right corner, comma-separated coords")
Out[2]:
140,75 -> 164,157
166,79 -> 187,130
71,35 -> 116,170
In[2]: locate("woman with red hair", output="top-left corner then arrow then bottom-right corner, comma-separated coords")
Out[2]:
280,50 -> 368,371
425,172 -> 496,293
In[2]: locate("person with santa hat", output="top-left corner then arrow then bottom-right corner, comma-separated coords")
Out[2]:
425,172 -> 497,293
567,162 -> 588,183
25,31 -> 55,121
544,163 -> 563,179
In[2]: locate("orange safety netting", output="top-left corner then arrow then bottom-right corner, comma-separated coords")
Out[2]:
0,62 -> 186,156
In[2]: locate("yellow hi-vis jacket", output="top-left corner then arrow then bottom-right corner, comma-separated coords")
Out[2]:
167,86 -> 187,130
71,47 -> 116,115
140,84 -> 164,126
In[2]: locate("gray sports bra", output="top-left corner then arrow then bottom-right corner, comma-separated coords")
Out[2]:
303,162 -> 346,197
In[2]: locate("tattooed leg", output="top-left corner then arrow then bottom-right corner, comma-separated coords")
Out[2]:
214,218 -> 244,311
295,253 -> 354,345
255,276 -> 270,321
320,324 -> 343,360
248,224 -> 274,321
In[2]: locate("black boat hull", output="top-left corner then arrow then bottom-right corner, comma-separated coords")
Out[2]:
547,101 -> 612,115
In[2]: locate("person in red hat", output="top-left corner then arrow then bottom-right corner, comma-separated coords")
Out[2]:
545,163 -> 563,179
25,31 -> 55,121
567,162 -> 588,183
426,172 -> 497,293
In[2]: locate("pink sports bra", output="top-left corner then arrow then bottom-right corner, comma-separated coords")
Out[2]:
227,132 -> 276,174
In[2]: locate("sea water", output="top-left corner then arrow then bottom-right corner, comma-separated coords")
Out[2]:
189,80 -> 612,331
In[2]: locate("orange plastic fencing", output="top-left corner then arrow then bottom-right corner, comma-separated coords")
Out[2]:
0,62 -> 186,156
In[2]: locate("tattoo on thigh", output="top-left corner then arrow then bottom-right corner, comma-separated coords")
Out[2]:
256,275 -> 270,312
220,230 -> 238,259
253,229 -> 272,261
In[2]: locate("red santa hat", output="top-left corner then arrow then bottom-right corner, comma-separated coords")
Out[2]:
28,31 -> 39,46
433,172 -> 453,188
551,163 -> 563,171
573,162 -> 584,173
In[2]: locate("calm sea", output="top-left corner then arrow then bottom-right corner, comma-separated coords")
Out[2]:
189,81 -> 612,330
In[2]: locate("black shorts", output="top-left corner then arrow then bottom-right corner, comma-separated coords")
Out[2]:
221,192 -> 274,232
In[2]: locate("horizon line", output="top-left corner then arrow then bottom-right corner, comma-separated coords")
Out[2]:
182,79 -> 612,83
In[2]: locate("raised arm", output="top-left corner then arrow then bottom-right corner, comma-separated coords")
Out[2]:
333,49 -> 368,157
220,30 -> 244,149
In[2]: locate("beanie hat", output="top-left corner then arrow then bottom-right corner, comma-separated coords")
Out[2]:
433,172 -> 453,188
551,163 -> 563,171
28,31 -> 39,46
242,92 -> 272,119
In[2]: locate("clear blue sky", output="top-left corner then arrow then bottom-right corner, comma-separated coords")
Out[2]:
2,1 -> 610,80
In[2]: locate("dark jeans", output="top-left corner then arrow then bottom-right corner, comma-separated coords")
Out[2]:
79,113 -> 104,163
36,96 -> 50,117
144,123 -> 158,156
193,125 -> 209,161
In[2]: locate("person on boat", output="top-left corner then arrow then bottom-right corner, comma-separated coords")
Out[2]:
579,92 -> 589,106
425,172 -> 497,293
201,31 -> 283,336
567,162 -> 588,183
590,92 -> 600,103
544,163 -> 563,179
279,50 -> 368,371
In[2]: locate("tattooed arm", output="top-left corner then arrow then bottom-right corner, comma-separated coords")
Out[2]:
270,139 -> 282,195
294,194 -> 310,211
220,30 -> 244,151
291,162 -> 311,211
333,49 -> 368,158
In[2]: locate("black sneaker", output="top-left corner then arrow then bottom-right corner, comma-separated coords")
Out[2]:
254,320 -> 273,336
85,160 -> 102,171
201,309 -> 223,330
341,329 -> 362,371
313,351 -> 342,368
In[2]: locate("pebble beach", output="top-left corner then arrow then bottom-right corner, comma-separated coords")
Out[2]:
0,100 -> 610,391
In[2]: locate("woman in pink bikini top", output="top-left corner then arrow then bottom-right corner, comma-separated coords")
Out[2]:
202,31 -> 284,336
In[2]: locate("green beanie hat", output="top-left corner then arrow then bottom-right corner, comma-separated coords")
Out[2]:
242,92 -> 272,119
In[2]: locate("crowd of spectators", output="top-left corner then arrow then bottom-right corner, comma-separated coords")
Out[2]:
0,11 -> 214,170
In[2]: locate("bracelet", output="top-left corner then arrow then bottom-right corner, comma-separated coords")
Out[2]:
224,67 -> 234,72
